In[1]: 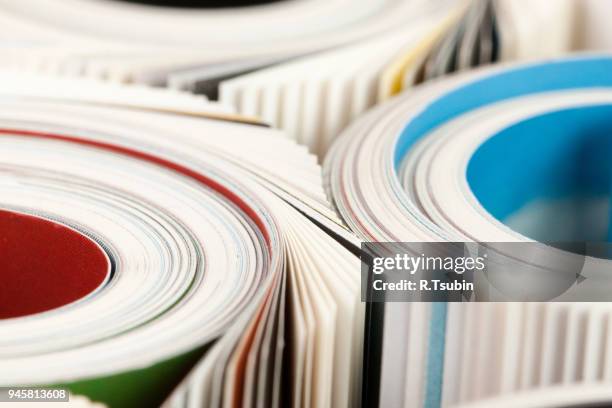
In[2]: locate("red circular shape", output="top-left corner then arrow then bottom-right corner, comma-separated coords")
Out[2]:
0,209 -> 110,319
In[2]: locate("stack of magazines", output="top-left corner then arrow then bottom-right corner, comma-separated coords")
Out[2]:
1,1 -> 612,408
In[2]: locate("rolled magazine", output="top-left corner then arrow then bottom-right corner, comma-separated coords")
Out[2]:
0,0 -> 574,155
324,55 -> 612,407
0,74 -> 362,408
